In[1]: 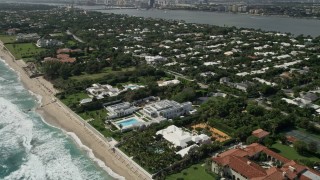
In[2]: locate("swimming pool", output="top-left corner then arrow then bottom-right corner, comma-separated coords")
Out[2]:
116,118 -> 139,128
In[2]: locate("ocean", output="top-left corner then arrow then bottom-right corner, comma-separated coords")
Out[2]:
0,59 -> 118,180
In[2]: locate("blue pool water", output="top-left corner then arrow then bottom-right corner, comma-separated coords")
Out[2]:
116,118 -> 139,127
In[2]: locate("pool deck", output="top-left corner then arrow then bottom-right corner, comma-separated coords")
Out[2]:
112,116 -> 146,130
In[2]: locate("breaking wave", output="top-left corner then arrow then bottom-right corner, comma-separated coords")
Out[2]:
0,59 -> 118,179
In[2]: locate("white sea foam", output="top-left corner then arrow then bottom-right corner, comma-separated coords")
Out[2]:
67,132 -> 126,180
1,60 -> 121,180
0,58 -> 15,72
0,97 -> 116,180
28,90 -> 43,106
0,98 -> 34,151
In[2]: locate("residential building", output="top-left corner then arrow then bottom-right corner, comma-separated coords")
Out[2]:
145,55 -> 167,64
16,33 -> 40,42
105,102 -> 139,119
36,39 -> 63,48
200,71 -> 215,77
235,82 -> 250,92
143,100 -> 192,119
231,81 -> 255,92
300,92 -> 318,104
158,79 -> 180,87
156,125 -> 210,148
252,129 -> 270,141
56,54 -> 76,63
86,83 -> 120,99
220,77 -> 230,84
6,28 -> 19,35
212,143 -> 320,180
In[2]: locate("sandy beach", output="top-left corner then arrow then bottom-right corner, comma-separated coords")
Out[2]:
0,41 -> 151,180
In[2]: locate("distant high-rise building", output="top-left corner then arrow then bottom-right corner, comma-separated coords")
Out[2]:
149,0 -> 155,7
232,4 -> 238,12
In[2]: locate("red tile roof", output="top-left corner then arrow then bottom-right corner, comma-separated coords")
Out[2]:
213,155 -> 267,179
218,148 -> 248,158
57,48 -> 82,54
281,160 -> 307,179
252,167 -> 285,180
252,129 -> 270,139
262,148 -> 290,164
57,54 -> 76,63
212,143 -> 317,180
244,143 -> 267,156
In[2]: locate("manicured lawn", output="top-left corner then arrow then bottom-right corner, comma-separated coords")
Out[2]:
78,109 -> 114,137
5,43 -> 44,59
60,93 -> 115,138
166,163 -> 218,180
271,143 -> 320,162
70,67 -> 135,81
78,109 -> 108,121
60,92 -> 89,107
0,35 -> 16,44
67,40 -> 77,46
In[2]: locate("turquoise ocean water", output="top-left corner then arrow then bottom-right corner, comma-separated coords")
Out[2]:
0,59 -> 119,180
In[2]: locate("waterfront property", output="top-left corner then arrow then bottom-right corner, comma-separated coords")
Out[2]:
105,102 -> 139,119
86,83 -> 120,99
16,33 -> 40,42
113,117 -> 145,130
36,38 -> 63,48
143,100 -> 193,119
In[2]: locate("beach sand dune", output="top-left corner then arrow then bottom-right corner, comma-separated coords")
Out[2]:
0,41 -> 150,180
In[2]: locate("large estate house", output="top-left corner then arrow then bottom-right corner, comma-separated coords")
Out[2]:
212,143 -> 320,180
16,33 -> 40,42
156,125 -> 210,148
86,83 -> 120,99
145,55 -> 167,64
36,38 -> 63,48
142,100 -> 193,119
105,102 -> 139,119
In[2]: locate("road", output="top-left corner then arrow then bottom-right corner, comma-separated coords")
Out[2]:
255,99 -> 289,116
164,69 -> 209,88
66,30 -> 84,43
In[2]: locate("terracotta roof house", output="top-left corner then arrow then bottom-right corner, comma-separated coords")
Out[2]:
57,54 -> 76,63
252,129 -> 270,139
57,48 -> 82,54
212,143 -> 320,180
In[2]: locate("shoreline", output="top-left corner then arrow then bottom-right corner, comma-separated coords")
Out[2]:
0,41 -> 150,180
